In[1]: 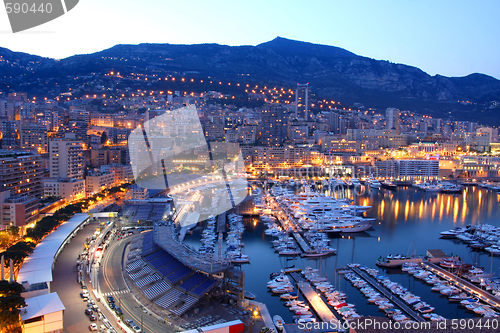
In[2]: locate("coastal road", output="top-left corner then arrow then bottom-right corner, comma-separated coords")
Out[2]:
98,233 -> 176,333
51,218 -> 101,333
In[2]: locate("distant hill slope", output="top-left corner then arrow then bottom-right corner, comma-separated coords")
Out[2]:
1,37 -> 499,124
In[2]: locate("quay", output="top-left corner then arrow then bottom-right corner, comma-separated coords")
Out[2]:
297,282 -> 340,323
248,300 -> 276,332
349,266 -> 426,323
423,262 -> 500,309
292,233 -> 312,253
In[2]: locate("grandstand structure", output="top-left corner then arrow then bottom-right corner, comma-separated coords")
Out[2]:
125,232 -> 221,317
154,223 -> 231,274
120,201 -> 169,227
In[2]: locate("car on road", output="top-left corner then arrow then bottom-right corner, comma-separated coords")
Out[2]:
85,308 -> 93,316
114,306 -> 122,316
89,323 -> 98,331
89,314 -> 97,321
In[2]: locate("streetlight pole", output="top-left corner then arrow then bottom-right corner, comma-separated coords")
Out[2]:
136,305 -> 144,332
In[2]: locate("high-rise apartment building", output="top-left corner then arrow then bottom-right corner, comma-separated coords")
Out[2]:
49,140 -> 84,179
295,83 -> 309,120
261,106 -> 288,146
385,107 -> 401,134
0,151 -> 43,228
1,120 -> 17,149
20,122 -> 49,154
0,150 -> 43,199
44,108 -> 62,131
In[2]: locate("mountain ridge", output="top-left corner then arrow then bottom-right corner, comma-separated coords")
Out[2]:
1,37 -> 499,123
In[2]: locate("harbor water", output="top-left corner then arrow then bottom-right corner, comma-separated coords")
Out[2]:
183,185 -> 500,323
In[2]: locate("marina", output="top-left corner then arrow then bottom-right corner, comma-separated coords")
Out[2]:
179,183 -> 500,325
349,265 -> 426,322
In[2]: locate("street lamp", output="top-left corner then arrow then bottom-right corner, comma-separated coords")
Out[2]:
135,306 -> 144,332
252,307 -> 259,325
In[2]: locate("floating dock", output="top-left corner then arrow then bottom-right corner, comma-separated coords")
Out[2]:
292,233 -> 312,253
349,266 -> 426,323
423,262 -> 500,309
296,282 -> 340,324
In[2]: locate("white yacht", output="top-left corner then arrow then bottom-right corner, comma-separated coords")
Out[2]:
365,177 -> 381,189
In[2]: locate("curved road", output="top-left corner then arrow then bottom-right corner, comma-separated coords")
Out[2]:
98,233 -> 176,333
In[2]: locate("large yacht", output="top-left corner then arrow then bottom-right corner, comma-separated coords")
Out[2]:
365,177 -> 381,189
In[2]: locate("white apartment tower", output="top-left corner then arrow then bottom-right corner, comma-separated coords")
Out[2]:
386,107 -> 401,134
49,140 -> 84,179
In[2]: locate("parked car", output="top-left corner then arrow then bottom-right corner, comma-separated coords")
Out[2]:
107,295 -> 114,303
132,326 -> 141,332
124,319 -> 135,327
109,302 -> 115,310
114,307 -> 122,316
89,323 -> 98,331
89,314 -> 97,321
85,308 -> 93,316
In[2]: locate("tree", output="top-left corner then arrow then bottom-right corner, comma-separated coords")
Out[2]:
0,233 -> 9,249
8,242 -> 35,256
101,131 -> 108,144
7,227 -> 19,238
1,251 -> 27,269
0,281 -> 26,333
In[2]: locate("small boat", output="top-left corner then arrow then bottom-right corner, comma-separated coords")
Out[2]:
294,310 -> 312,316
273,315 -> 284,332
293,314 -> 313,320
280,292 -> 298,300
294,317 -> 316,323
272,285 -> 294,294
285,300 -> 305,307
244,291 -> 256,300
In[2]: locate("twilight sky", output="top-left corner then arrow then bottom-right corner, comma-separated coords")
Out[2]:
1,0 -> 499,79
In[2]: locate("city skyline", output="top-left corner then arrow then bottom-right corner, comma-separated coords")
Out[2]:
0,0 -> 499,79
2,2 -> 500,332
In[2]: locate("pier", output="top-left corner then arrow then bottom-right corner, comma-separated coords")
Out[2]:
296,282 -> 340,324
217,212 -> 226,233
349,266 -> 426,323
423,262 -> 500,309
292,233 -> 312,253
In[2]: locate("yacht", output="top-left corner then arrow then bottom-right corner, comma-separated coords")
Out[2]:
381,179 -> 397,190
440,226 -> 467,238
350,178 -> 361,187
485,244 -> 500,255
365,177 -> 381,189
440,183 -> 463,193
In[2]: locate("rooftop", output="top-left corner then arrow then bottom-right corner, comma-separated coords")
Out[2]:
20,292 -> 65,322
17,214 -> 89,286
427,249 -> 447,258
